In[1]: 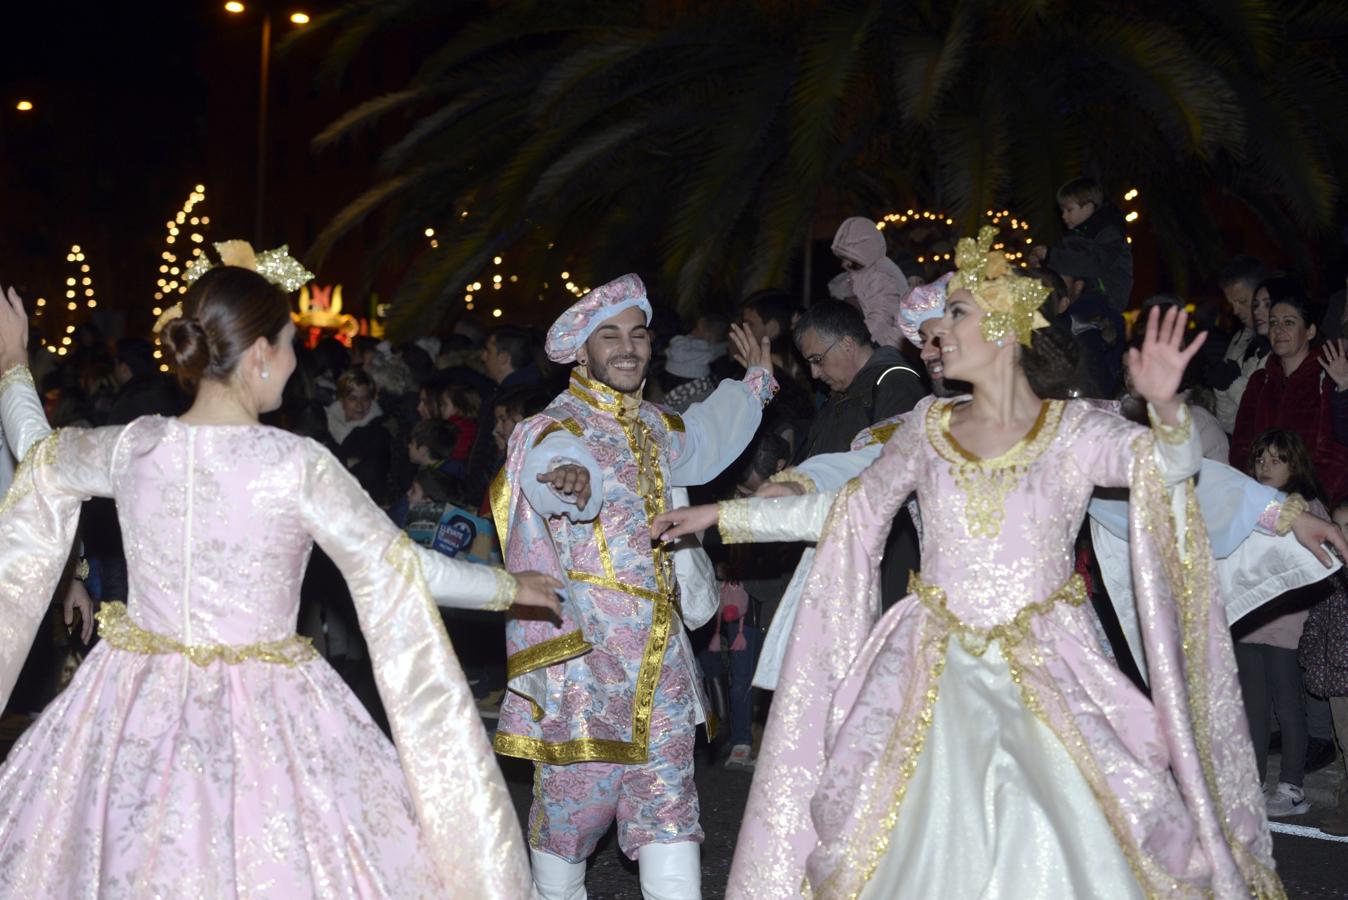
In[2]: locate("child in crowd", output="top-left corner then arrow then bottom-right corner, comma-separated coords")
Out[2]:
409,418 -> 463,478
436,382 -> 479,465
1236,428 -> 1326,816
1032,175 -> 1134,312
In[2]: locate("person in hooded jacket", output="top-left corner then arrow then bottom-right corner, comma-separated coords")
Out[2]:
828,216 -> 910,348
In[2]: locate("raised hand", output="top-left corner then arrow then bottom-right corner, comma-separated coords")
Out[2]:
650,503 -> 720,543
1318,338 -> 1348,390
1125,305 -> 1207,422
728,323 -> 772,371
512,571 -> 565,617
536,463 -> 592,508
0,285 -> 31,372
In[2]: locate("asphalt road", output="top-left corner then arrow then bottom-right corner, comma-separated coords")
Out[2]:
499,747 -> 1348,900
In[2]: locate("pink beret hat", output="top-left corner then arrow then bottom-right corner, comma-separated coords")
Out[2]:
545,273 -> 654,364
896,271 -> 953,348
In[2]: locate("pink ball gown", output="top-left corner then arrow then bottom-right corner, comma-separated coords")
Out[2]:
0,368 -> 533,898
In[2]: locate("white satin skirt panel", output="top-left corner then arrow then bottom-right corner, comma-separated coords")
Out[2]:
859,638 -> 1145,900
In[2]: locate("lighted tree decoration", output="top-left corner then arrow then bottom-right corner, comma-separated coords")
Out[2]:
876,209 -> 1038,273
153,185 -> 210,321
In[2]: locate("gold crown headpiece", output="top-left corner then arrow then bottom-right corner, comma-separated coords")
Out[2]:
947,225 -> 1051,347
153,240 -> 314,334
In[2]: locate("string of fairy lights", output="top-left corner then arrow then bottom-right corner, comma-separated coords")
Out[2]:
425,226 -> 590,319
876,190 -> 1140,269
153,185 -> 210,318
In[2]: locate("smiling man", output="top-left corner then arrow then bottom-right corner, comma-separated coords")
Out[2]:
490,274 -> 776,900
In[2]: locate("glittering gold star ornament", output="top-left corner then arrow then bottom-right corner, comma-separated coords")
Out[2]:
157,240 -> 315,335
948,225 -> 1051,347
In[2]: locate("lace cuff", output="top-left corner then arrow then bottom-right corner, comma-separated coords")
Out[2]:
1275,494 -> 1308,537
768,468 -> 816,494
718,499 -> 754,544
742,366 -> 779,408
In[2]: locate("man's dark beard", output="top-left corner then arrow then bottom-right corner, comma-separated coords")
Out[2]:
589,355 -> 649,394
931,377 -> 970,398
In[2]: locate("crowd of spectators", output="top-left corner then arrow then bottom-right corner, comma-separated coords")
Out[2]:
7,176 -> 1348,833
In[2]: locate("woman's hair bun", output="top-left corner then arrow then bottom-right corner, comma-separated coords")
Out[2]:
160,315 -> 212,389
157,266 -> 292,393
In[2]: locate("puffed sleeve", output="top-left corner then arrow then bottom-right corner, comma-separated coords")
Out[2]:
298,440 -> 518,611
667,366 -> 776,486
518,429 -> 603,522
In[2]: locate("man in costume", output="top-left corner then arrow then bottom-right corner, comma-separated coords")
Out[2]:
490,274 -> 775,900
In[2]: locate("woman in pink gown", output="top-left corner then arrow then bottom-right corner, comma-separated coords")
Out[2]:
0,268 -> 559,897
654,230 -> 1286,899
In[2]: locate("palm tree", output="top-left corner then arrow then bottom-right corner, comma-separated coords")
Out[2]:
302,0 -> 1348,333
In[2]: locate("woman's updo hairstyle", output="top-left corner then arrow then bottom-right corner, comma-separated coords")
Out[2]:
159,266 -> 292,391
1021,324 -> 1097,399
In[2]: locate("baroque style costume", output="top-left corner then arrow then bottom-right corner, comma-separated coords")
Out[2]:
0,365 -> 532,898
492,365 -> 774,860
720,393 -> 1282,899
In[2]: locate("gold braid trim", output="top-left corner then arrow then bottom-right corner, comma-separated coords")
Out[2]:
1146,402 -> 1192,446
718,499 -> 754,544
487,567 -> 519,611
505,630 -> 592,680
1275,493 -> 1308,537
0,363 -> 35,395
768,468 -> 817,494
0,429 -> 60,518
910,571 -> 1086,658
96,602 -> 317,666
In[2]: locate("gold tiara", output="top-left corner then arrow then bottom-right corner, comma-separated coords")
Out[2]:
948,226 -> 1051,347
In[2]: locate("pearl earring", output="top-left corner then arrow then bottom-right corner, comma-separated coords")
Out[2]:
995,339 -> 1005,348
260,369 -> 269,380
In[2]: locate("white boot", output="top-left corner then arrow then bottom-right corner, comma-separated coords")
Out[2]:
530,848 -> 588,900
637,841 -> 701,900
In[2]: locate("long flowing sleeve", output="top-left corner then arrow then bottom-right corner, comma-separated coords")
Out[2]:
295,441 -> 532,897
728,399 -> 929,899
667,366 -> 775,486
300,442 -> 518,611
519,429 -> 603,522
0,420 -> 122,709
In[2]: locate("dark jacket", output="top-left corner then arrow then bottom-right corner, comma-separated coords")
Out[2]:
798,346 -> 926,459
799,345 -> 926,605
1050,203 -> 1133,313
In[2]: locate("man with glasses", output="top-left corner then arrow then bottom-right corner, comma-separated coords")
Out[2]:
793,299 -> 925,601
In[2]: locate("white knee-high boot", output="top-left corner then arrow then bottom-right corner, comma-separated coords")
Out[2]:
531,848 -> 588,900
637,841 -> 701,900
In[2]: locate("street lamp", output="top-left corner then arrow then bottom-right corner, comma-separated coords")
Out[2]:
224,3 -> 310,243
15,100 -> 33,112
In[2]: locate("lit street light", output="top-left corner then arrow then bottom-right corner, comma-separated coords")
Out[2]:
224,3 -> 310,243
15,100 -> 33,112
